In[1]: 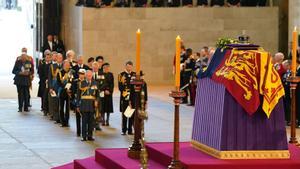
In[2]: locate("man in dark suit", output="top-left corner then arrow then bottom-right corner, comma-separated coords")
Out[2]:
38,50 -> 52,115
54,35 -> 65,56
42,35 -> 57,54
57,61 -> 74,127
118,61 -> 136,135
76,70 -> 98,141
12,53 -> 34,112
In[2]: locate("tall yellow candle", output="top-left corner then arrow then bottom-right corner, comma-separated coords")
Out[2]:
136,29 -> 141,76
175,35 -> 181,90
292,27 -> 298,76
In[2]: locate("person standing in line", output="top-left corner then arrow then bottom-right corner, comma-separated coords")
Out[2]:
102,63 -> 114,126
118,61 -> 135,135
77,70 -> 98,141
12,52 -> 34,112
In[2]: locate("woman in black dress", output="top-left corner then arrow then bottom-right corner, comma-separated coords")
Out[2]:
102,63 -> 114,126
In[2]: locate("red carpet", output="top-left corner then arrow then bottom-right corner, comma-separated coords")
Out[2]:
52,142 -> 300,169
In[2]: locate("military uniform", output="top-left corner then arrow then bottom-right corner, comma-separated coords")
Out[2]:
38,59 -> 51,114
77,80 -> 98,141
72,78 -> 82,136
296,66 -> 300,127
12,57 -> 34,112
118,70 -> 136,134
93,69 -> 105,130
129,80 -> 148,110
57,68 -> 74,127
48,62 -> 62,122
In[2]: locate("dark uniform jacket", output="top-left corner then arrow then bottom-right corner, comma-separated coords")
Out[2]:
57,69 -> 74,98
118,71 -> 136,112
130,82 -> 148,109
73,64 -> 89,79
37,60 -> 50,97
12,59 -> 34,86
76,80 -> 99,113
48,62 -> 62,93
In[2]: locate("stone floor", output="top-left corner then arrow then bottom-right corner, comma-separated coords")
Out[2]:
0,87 -> 299,169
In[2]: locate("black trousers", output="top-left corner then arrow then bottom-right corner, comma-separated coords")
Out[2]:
42,88 -> 49,114
16,85 -> 29,111
82,112 -> 94,138
121,100 -> 134,133
76,110 -> 81,136
59,96 -> 70,126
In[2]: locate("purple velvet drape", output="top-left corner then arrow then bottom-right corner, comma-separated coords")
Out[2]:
192,78 -> 288,151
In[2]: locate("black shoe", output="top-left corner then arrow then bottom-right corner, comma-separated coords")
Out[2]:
54,120 -> 60,124
18,109 -> 22,112
128,132 -> 134,135
24,109 -> 29,112
88,137 -> 95,141
95,127 -> 102,131
81,138 -> 87,141
121,132 -> 126,135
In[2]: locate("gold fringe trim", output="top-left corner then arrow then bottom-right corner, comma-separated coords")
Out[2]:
191,140 -> 290,159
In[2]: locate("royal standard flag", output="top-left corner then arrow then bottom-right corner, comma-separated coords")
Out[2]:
258,51 -> 285,118
211,48 -> 284,118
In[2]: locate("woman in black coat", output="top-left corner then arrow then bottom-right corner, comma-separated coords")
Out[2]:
102,63 -> 114,126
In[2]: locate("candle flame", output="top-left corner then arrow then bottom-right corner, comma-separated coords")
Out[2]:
137,29 -> 141,33
176,35 -> 181,40
294,26 -> 297,31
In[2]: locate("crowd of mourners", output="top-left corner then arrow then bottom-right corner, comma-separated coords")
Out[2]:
12,34 -> 148,141
75,0 -> 267,8
272,51 -> 300,128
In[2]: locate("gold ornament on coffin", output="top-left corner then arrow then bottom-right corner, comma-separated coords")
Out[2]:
191,140 -> 290,160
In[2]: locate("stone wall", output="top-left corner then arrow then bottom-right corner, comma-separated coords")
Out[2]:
289,0 -> 300,46
61,2 -> 279,85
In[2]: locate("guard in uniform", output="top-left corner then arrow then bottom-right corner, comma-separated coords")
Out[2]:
102,63 -> 114,126
48,52 -> 63,122
91,62 -> 103,131
57,61 -> 74,127
38,50 -> 52,115
181,48 -> 194,104
12,53 -> 34,112
129,71 -> 148,119
72,69 -> 86,136
118,61 -> 135,135
76,70 -> 98,141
